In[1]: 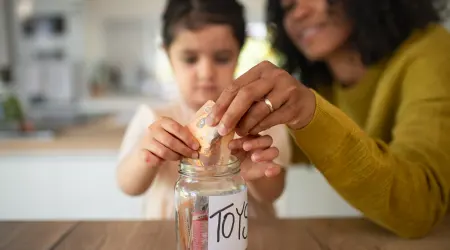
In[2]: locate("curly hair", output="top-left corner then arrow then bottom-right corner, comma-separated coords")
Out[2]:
266,0 -> 448,88
162,0 -> 246,49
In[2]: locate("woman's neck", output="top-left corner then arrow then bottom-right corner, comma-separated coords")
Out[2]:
326,49 -> 366,86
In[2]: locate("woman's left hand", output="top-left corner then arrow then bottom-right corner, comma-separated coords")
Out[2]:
229,134 -> 281,181
206,61 -> 316,137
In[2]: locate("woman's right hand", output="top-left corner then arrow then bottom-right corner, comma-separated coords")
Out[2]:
141,117 -> 200,167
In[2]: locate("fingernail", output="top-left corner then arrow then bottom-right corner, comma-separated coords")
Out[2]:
243,142 -> 251,151
206,115 -> 215,126
192,143 -> 200,150
192,152 -> 199,159
251,154 -> 260,162
217,123 -> 228,136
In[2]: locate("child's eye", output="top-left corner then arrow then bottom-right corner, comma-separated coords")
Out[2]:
215,56 -> 231,65
183,56 -> 198,64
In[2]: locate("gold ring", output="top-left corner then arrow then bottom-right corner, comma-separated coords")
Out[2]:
264,98 -> 274,113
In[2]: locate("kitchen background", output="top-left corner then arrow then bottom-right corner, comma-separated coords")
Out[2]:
0,0 -> 449,220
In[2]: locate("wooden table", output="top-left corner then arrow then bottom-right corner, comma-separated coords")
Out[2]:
1,217 -> 449,250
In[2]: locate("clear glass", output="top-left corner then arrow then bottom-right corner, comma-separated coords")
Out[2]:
175,155 -> 247,250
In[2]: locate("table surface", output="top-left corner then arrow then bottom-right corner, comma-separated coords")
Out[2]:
1,217 -> 449,250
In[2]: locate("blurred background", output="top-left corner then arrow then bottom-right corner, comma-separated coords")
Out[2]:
0,0 -> 448,220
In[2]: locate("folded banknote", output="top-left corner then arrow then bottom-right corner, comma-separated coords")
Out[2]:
182,100 -> 234,167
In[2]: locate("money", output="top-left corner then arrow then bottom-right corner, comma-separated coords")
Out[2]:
182,100 -> 235,167
177,199 -> 193,250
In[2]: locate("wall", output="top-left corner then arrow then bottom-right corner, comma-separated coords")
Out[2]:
0,0 -> 8,67
82,0 -> 264,67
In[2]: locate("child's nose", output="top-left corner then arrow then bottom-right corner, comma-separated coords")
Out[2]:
198,59 -> 214,81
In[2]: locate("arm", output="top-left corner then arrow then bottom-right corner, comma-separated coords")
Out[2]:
291,57 -> 450,238
246,125 -> 292,203
116,105 -> 160,196
117,105 -> 199,196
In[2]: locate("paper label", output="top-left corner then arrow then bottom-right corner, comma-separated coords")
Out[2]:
208,190 -> 248,250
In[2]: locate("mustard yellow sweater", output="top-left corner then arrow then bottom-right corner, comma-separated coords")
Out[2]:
290,24 -> 450,238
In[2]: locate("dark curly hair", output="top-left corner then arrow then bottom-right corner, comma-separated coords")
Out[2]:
162,0 -> 246,49
266,0 -> 447,88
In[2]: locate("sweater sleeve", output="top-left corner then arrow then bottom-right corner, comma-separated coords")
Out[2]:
290,57 -> 450,238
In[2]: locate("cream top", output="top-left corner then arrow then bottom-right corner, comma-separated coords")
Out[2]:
118,102 -> 292,220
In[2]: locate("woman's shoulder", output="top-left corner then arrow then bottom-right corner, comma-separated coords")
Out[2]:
397,24 -> 450,63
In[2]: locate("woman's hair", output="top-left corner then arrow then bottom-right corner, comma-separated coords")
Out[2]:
266,0 -> 447,88
162,0 -> 246,49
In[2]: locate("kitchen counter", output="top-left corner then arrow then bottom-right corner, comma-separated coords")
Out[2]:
0,116 -> 126,153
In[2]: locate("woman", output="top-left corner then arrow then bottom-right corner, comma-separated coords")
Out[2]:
116,0 -> 291,220
206,0 -> 450,238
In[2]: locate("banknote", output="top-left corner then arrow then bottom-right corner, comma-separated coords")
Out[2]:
182,100 -> 234,167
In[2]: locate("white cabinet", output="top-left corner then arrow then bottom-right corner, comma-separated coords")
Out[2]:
0,152 -> 142,220
0,153 -> 360,220
278,166 -> 361,218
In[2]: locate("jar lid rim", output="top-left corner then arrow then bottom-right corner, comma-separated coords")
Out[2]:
179,155 -> 241,176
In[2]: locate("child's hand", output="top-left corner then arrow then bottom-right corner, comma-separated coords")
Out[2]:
141,117 -> 200,167
229,134 -> 281,181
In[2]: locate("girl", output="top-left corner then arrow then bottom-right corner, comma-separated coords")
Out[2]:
116,0 -> 292,220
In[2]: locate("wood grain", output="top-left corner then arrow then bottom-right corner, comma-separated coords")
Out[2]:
0,222 -> 77,250
53,221 -> 172,250
1,217 -> 449,250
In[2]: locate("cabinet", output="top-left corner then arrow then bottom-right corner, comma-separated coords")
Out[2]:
0,152 -> 142,220
0,152 -> 360,220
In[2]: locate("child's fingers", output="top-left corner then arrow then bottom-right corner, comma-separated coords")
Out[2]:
153,128 -> 199,159
141,149 -> 163,168
242,135 -> 273,151
147,138 -> 182,161
160,117 -> 200,150
251,147 -> 279,162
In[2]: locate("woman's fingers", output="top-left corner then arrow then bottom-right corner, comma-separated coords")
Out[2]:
241,161 -> 282,180
207,61 -> 277,132
153,128 -> 199,159
242,135 -> 273,151
251,147 -> 279,162
236,85 -> 288,136
217,78 -> 274,136
249,88 -> 316,134
160,117 -> 200,150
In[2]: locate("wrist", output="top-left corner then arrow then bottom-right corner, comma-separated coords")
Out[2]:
287,88 -> 316,130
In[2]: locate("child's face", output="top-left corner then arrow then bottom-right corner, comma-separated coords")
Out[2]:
167,24 -> 240,110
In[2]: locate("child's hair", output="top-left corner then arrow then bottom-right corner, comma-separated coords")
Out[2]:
162,0 -> 246,48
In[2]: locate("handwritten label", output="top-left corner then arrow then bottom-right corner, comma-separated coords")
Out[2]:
208,190 -> 248,250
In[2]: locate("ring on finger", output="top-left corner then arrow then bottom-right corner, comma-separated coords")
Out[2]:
264,97 -> 274,113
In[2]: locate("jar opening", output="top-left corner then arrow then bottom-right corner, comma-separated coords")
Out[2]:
179,155 -> 240,177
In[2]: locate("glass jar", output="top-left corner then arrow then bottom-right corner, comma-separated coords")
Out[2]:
175,155 -> 248,250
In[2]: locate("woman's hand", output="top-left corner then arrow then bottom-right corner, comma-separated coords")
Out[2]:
206,61 -> 316,136
141,117 -> 200,167
229,134 -> 281,181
